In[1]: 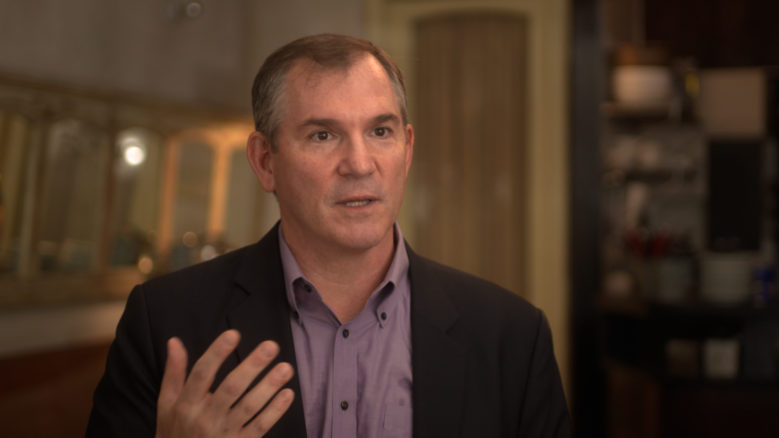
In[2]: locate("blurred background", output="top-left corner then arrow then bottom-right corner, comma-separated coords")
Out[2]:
0,0 -> 778,436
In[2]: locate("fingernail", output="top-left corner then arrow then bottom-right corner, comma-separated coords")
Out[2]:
276,363 -> 292,378
222,330 -> 240,346
260,342 -> 277,359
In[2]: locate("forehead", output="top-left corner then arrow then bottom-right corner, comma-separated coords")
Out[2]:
280,55 -> 401,122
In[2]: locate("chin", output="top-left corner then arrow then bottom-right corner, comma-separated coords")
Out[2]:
333,224 -> 392,252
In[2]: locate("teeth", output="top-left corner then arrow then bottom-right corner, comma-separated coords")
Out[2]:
344,200 -> 370,207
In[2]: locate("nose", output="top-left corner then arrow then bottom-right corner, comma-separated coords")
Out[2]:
337,135 -> 376,177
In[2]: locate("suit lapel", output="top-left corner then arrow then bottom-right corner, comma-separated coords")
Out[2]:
408,246 -> 466,437
226,224 -> 307,438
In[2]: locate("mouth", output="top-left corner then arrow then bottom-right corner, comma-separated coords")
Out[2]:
337,196 -> 378,208
344,200 -> 372,207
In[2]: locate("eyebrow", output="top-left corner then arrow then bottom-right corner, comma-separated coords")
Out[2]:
372,113 -> 401,125
297,113 -> 402,131
298,118 -> 337,130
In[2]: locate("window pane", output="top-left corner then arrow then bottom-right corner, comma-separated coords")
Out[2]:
37,119 -> 108,272
0,113 -> 32,273
169,140 -> 212,270
109,128 -> 163,272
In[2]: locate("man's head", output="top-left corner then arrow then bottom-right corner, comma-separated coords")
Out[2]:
251,33 -> 409,149
246,34 -> 414,257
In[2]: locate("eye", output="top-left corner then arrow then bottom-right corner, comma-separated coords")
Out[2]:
373,127 -> 391,137
310,131 -> 332,142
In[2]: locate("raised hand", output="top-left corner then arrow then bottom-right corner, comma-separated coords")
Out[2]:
156,330 -> 295,438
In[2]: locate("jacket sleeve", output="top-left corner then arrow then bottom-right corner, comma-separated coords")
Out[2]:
517,310 -> 572,438
85,285 -> 162,437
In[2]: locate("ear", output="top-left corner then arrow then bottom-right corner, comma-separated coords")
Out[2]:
246,131 -> 276,193
404,124 -> 414,176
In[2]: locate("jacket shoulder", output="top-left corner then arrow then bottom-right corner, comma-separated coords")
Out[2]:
141,245 -> 249,301
408,250 -> 540,320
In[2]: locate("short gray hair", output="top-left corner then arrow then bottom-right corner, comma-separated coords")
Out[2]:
251,34 -> 409,150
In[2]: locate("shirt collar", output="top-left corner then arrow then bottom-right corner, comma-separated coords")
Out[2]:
278,223 -> 409,317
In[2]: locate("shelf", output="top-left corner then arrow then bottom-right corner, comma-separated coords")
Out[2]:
661,375 -> 779,389
599,297 -> 779,322
602,100 -> 676,120
604,359 -> 779,390
602,168 -> 699,185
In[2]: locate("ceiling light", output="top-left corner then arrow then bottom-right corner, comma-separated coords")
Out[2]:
123,144 -> 146,166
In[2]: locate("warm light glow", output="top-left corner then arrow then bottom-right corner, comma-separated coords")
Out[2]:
185,1 -> 203,18
137,255 -> 154,274
123,144 -> 146,166
182,231 -> 198,248
200,244 -> 217,261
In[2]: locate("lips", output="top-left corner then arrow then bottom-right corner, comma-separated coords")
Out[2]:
336,195 -> 378,207
344,200 -> 371,207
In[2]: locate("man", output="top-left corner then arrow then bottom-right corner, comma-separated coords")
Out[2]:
87,34 -> 570,438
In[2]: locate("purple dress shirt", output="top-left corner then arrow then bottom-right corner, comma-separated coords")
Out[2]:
279,224 -> 413,438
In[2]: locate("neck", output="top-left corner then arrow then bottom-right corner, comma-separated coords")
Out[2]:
283,226 -> 396,323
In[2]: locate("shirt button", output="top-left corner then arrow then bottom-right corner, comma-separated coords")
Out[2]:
380,312 -> 387,320
342,329 -> 350,339
341,400 -> 349,410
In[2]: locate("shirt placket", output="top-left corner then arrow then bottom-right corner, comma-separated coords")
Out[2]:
331,322 -> 359,437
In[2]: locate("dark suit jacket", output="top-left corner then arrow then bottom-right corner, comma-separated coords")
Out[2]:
86,225 -> 571,437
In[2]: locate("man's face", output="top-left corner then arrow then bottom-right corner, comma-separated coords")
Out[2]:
254,54 -> 413,255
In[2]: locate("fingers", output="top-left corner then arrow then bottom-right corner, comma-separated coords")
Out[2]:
207,340 -> 279,411
156,331 -> 295,437
177,330 -> 241,404
158,337 -> 188,412
225,358 -> 294,428
241,388 -> 295,438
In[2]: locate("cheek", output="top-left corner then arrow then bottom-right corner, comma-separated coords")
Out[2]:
277,159 -> 330,198
389,154 -> 411,183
